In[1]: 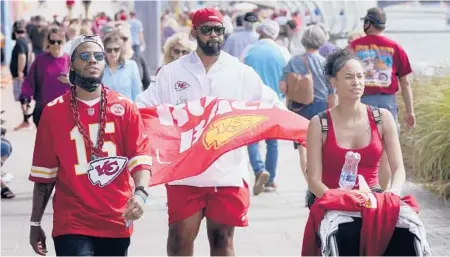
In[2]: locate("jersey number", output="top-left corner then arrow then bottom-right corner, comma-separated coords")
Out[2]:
70,123 -> 116,175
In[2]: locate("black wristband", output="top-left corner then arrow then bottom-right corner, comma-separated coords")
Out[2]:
134,186 -> 149,197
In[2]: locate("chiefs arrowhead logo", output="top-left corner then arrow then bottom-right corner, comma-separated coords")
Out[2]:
175,81 -> 191,91
203,115 -> 268,150
87,156 -> 128,187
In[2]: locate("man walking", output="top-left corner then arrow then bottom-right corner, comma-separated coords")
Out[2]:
28,35 -> 152,256
10,21 -> 33,131
128,11 -> 145,55
241,20 -> 290,194
223,12 -> 259,58
138,8 -> 281,256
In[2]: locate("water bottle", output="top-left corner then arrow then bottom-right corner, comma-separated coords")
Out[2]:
339,151 -> 361,190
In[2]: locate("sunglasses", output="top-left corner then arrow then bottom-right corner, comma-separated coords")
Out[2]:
106,47 -> 120,53
49,39 -> 63,45
197,25 -> 225,36
172,48 -> 189,55
78,51 -> 105,62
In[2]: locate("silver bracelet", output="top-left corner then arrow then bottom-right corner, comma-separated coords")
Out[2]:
134,193 -> 147,203
30,221 -> 41,227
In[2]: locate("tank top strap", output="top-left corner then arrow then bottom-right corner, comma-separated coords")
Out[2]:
324,109 -> 335,145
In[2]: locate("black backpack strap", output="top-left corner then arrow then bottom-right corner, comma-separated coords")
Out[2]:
370,106 -> 382,124
317,111 -> 328,144
369,105 -> 383,139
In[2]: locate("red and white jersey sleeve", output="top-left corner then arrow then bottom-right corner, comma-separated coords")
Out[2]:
29,106 -> 59,183
123,101 -> 152,174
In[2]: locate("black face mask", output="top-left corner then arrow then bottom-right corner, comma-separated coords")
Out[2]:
196,35 -> 223,56
69,69 -> 103,92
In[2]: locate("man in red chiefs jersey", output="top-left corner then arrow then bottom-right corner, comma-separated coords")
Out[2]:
28,35 -> 152,256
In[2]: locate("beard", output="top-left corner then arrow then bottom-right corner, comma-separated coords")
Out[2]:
69,69 -> 104,93
196,35 -> 223,56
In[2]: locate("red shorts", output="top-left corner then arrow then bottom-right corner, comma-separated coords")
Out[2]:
165,181 -> 250,227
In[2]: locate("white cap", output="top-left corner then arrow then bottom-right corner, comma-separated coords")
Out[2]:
69,34 -> 105,60
256,19 -> 280,39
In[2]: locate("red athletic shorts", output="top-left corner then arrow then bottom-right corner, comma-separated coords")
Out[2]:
165,181 -> 250,227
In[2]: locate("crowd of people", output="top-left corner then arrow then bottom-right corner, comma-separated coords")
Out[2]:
0,4 -> 419,256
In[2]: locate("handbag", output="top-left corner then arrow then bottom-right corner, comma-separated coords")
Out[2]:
285,54 -> 314,110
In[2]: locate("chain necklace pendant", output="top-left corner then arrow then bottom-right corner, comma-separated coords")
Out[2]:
87,107 -> 95,116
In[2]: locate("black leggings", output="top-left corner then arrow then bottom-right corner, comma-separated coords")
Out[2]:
32,106 -> 44,127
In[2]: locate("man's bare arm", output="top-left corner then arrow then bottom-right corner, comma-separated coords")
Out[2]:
132,170 -> 151,188
18,53 -> 26,77
399,75 -> 414,114
30,183 -> 55,222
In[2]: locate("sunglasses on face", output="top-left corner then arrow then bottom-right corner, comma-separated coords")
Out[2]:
106,47 -> 120,53
172,48 -> 189,55
78,51 -> 105,62
197,25 -> 225,36
49,39 -> 63,45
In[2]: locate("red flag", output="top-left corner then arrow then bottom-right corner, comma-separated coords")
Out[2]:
139,97 -> 309,186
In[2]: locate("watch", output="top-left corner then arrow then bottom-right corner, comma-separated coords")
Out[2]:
134,186 -> 149,197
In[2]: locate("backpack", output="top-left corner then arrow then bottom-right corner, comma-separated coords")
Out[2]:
285,55 -> 314,108
317,106 -> 383,144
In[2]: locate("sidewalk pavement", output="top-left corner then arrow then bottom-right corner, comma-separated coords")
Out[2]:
1,84 -> 449,256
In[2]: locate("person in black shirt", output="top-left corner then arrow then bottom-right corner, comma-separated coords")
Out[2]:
10,21 -> 34,131
28,16 -> 48,56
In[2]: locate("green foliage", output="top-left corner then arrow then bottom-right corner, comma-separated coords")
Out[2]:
398,76 -> 450,200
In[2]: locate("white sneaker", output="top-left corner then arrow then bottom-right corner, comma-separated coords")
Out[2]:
1,172 -> 14,183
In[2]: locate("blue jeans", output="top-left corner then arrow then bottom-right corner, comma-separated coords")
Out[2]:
361,94 -> 399,132
247,139 -> 278,183
53,234 -> 130,256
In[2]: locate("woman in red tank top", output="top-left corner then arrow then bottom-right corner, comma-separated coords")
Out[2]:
306,48 -> 406,198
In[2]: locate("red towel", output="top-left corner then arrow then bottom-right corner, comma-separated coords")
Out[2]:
301,189 -> 419,256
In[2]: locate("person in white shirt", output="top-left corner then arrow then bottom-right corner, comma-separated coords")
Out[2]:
222,12 -> 259,58
136,8 -> 281,256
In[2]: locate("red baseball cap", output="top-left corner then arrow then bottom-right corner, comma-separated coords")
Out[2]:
192,8 -> 223,28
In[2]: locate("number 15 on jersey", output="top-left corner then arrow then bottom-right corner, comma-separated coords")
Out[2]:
70,122 -> 117,175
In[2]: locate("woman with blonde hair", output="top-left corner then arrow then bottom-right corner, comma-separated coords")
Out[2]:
101,33 -> 142,101
162,32 -> 196,65
104,21 -> 152,90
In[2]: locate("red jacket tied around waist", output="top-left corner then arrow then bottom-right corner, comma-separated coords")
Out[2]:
301,189 -> 419,256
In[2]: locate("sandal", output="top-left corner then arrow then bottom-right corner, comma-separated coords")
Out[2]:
1,187 -> 15,199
